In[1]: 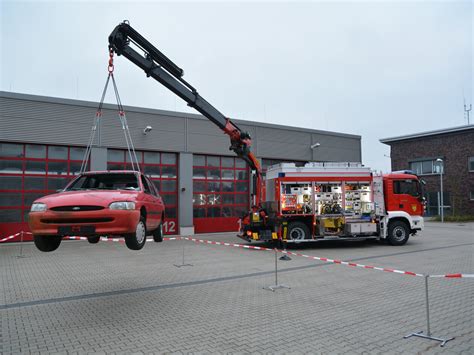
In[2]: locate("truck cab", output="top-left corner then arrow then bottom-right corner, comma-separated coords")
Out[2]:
381,172 -> 425,243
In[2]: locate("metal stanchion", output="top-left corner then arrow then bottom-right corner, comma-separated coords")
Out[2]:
264,248 -> 290,292
279,238 -> 291,261
16,231 -> 28,259
404,275 -> 455,347
174,238 -> 193,268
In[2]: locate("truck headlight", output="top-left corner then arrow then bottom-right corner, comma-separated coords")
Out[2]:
109,201 -> 136,210
31,203 -> 47,212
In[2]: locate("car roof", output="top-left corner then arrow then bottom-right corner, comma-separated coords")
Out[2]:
81,170 -> 141,175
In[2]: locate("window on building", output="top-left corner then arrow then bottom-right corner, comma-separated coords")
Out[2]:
409,159 -> 443,175
0,143 -> 88,223
469,157 -> 474,172
193,155 -> 249,218
470,191 -> 474,201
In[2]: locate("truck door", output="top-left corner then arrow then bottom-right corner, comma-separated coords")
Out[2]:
391,179 -> 423,216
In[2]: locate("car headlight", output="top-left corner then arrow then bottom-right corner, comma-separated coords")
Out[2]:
109,201 -> 136,210
31,203 -> 47,212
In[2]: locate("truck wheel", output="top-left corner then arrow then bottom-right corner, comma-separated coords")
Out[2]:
152,221 -> 163,242
125,217 -> 147,250
87,236 -> 100,244
33,235 -> 62,252
387,221 -> 410,246
288,222 -> 310,242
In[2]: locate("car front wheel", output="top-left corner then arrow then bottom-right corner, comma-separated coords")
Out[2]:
87,236 -> 101,244
124,217 -> 147,250
33,235 -> 62,252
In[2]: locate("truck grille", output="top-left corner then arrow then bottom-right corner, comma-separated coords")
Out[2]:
50,206 -> 104,212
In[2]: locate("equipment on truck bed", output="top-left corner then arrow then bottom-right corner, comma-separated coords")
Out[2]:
240,162 -> 425,246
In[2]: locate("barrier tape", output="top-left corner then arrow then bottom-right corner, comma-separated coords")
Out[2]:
177,236 -> 425,277
2,232 -> 472,280
429,274 -> 474,278
0,232 -> 21,243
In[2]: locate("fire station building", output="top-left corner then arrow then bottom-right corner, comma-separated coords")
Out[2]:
0,91 -> 362,238
381,125 -> 474,217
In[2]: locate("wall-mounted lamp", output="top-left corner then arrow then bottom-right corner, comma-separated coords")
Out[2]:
143,126 -> 153,135
310,142 -> 321,149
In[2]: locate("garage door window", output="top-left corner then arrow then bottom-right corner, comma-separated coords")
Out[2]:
0,143 -> 87,223
192,155 -> 249,218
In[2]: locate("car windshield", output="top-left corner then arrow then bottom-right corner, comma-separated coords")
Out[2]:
66,173 -> 140,191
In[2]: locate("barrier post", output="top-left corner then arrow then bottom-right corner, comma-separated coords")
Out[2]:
279,239 -> 291,261
174,238 -> 193,268
264,248 -> 290,292
16,231 -> 28,259
404,275 -> 455,347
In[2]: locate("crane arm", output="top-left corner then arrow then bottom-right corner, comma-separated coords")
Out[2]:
108,22 -> 262,204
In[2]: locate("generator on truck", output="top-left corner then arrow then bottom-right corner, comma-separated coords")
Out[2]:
239,162 -> 425,246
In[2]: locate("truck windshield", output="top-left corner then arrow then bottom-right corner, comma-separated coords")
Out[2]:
393,179 -> 420,197
66,173 -> 140,191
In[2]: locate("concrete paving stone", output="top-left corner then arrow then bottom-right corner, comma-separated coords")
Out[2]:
1,222 -> 473,354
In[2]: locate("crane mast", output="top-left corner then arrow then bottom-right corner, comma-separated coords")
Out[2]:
108,22 -> 262,206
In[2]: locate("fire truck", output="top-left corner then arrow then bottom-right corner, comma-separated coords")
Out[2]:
108,22 -> 424,247
239,162 -> 425,246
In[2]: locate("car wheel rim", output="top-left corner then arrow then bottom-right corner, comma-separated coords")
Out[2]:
392,226 -> 406,241
290,227 -> 305,240
136,222 -> 146,243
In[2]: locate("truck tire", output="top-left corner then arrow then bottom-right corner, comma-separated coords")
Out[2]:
288,221 -> 310,242
124,217 -> 147,250
87,236 -> 101,244
33,235 -> 62,252
387,220 -> 410,246
152,221 -> 164,242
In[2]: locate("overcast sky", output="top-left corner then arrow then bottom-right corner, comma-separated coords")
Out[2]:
1,0 -> 472,171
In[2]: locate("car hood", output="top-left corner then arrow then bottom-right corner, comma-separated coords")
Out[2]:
34,190 -> 139,208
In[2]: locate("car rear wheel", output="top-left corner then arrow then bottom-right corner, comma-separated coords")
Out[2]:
87,236 -> 100,244
152,221 -> 163,243
33,235 -> 62,252
125,217 -> 147,250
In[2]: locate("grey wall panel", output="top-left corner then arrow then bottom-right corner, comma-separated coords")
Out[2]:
90,147 -> 107,171
0,92 -> 362,164
178,153 -> 193,228
187,133 -> 232,156
187,118 -> 223,136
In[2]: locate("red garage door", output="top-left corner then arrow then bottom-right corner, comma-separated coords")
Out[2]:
0,142 -> 88,241
192,154 -> 249,233
107,149 -> 178,235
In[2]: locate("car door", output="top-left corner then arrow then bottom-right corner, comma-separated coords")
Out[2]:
140,175 -> 161,230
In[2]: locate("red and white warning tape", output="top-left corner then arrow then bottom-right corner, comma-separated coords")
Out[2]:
1,232 -> 472,279
429,274 -> 474,278
178,236 -> 425,277
0,232 -> 22,243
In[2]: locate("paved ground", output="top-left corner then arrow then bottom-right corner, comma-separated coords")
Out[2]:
1,222 -> 473,354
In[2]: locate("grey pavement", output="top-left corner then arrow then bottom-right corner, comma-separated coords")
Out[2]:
0,222 -> 473,354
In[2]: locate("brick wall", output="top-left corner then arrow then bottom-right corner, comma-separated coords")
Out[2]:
388,130 -> 474,216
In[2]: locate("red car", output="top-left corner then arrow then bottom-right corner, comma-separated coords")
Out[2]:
28,171 -> 165,252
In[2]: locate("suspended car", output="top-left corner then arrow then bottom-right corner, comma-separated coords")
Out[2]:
28,171 -> 165,252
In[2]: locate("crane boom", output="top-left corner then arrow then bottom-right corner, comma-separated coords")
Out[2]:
108,22 -> 262,205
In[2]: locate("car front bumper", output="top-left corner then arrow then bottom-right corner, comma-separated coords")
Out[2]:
28,209 -> 140,236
